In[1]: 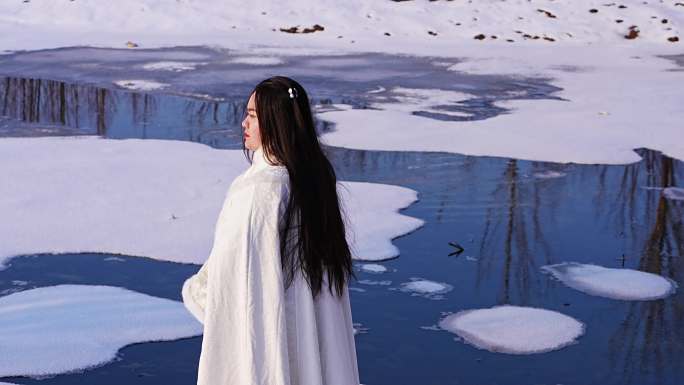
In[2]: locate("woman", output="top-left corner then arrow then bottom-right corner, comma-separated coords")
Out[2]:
182,76 -> 360,385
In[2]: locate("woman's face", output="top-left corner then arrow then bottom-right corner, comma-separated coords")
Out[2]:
242,92 -> 261,151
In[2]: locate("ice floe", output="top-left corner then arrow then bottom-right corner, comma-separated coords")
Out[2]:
0,284 -> 202,377
359,263 -> 388,274
228,56 -> 283,65
439,305 -> 585,354
393,278 -> 453,300
663,187 -> 684,201
541,262 -> 678,301
357,279 -> 392,286
113,79 -> 169,91
533,170 -> 567,179
141,61 -> 207,72
0,136 -> 423,268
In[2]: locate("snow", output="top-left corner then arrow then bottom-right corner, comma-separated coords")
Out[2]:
228,56 -> 284,65
0,0 -> 682,52
395,278 -> 453,300
541,262 -> 678,300
318,42 -> 684,164
439,305 -> 585,354
0,284 -> 202,377
663,187 -> 684,201
359,263 -> 387,274
533,170 -> 567,179
141,61 -> 207,71
0,2 -> 681,164
113,79 -> 169,91
0,136 -> 423,268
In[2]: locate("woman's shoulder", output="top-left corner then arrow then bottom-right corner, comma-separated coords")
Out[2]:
229,167 -> 289,203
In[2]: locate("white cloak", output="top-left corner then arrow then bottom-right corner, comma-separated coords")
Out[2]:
181,147 -> 360,385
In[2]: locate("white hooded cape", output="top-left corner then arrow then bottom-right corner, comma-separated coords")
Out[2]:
181,147 -> 360,385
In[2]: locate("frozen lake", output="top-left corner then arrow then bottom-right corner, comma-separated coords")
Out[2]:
0,47 -> 682,385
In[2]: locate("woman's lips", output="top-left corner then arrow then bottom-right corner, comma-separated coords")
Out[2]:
244,134 -> 250,138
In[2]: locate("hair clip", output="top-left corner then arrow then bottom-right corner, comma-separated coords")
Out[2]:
288,87 -> 298,99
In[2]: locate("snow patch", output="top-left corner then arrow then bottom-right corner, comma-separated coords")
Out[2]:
541,262 -> 677,301
359,263 -> 387,274
439,305 -> 585,354
228,56 -> 283,65
533,170 -> 567,179
0,284 -> 202,377
394,277 -> 453,300
141,61 -> 207,72
113,79 -> 169,91
0,137 -> 423,267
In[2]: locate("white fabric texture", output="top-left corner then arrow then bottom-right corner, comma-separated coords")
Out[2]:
182,146 -> 360,385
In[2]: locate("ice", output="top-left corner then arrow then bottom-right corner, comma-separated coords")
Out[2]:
359,263 -> 387,274
0,284 -> 202,377
541,262 -> 678,300
0,137 -> 423,267
533,170 -> 567,179
357,279 -> 392,286
663,187 -> 684,201
103,256 -> 126,262
141,61 -> 207,72
371,87 -> 474,119
439,305 -> 585,354
113,79 -> 169,91
229,56 -> 283,65
395,278 -> 453,300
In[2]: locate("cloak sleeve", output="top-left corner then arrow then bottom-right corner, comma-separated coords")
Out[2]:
195,177 -> 292,385
181,257 -> 210,324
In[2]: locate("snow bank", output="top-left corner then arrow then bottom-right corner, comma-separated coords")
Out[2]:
541,262 -> 678,300
439,305 -> 585,354
0,2 -> 682,164
0,136 -> 423,268
0,0 -> 682,52
318,42 -> 684,164
0,284 -> 202,377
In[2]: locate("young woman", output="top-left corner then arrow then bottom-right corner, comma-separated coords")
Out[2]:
182,76 -> 360,385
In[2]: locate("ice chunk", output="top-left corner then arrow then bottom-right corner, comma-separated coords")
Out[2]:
663,187 -> 684,201
439,305 -> 585,354
0,284 -> 202,377
229,56 -> 283,65
113,79 -> 169,91
541,262 -> 677,300
360,263 -> 387,273
141,61 -> 206,72
395,277 -> 453,299
533,170 -> 567,179
357,279 -> 392,286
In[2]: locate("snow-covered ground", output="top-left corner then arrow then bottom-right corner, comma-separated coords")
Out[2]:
0,284 -> 202,377
1,1 -> 681,164
0,0 -> 681,51
0,136 -> 423,268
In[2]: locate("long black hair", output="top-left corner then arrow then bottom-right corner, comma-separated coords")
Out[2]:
243,76 -> 355,298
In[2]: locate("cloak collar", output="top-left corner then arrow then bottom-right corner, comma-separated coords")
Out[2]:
248,146 -> 286,175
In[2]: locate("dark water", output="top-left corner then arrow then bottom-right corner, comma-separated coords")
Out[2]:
0,47 -> 682,385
